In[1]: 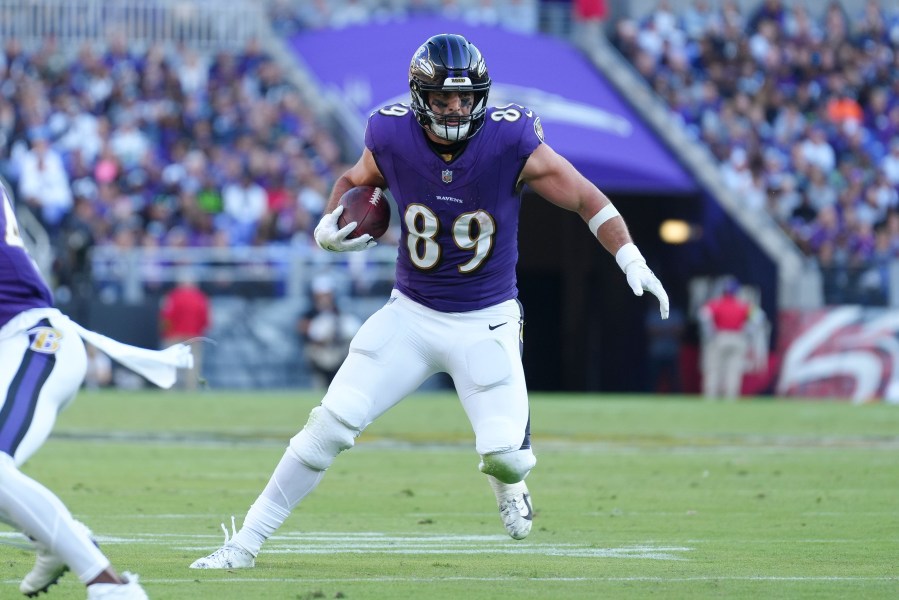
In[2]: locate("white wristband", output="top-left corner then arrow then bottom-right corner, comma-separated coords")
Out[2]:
615,242 -> 645,273
587,204 -> 620,237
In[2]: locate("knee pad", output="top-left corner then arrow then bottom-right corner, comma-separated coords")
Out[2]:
289,406 -> 358,471
479,448 -> 536,485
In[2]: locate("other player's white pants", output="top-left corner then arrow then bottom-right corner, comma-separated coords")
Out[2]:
0,307 -> 110,582
324,289 -> 532,458
0,308 -> 86,464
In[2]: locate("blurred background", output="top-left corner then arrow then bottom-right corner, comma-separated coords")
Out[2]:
2,0 -> 898,402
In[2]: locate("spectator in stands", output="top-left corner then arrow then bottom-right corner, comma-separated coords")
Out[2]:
175,47 -> 209,96
109,114 -> 151,170
17,128 -> 73,233
222,168 -> 268,245
799,127 -> 837,175
698,276 -> 752,400
881,137 -> 899,186
159,270 -> 210,389
748,0 -> 785,33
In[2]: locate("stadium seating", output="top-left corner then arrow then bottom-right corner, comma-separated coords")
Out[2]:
612,0 -> 899,305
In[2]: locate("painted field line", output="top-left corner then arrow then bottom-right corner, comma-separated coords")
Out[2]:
51,431 -> 899,450
1,530 -> 692,560
3,576 -> 885,585
2,575 -> 898,586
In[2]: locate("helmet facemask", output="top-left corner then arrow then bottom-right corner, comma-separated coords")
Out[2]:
409,34 -> 491,142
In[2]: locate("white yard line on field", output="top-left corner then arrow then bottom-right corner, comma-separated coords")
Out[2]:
1,530 -> 691,560
4,576 -> 895,586
49,431 -> 899,450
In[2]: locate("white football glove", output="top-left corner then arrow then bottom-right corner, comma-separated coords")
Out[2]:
616,243 -> 670,319
314,205 -> 376,252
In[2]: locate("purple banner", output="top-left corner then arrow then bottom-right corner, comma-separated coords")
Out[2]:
290,17 -> 697,195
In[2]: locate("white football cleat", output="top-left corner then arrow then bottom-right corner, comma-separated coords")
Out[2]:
20,551 -> 67,597
189,543 -> 255,569
189,517 -> 256,569
86,572 -> 148,600
20,520 -> 95,597
491,479 -> 533,540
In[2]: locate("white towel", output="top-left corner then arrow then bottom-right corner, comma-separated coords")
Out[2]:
64,318 -> 194,389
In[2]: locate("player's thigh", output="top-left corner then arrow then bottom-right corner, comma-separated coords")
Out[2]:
0,317 -> 86,466
322,301 -> 435,429
452,326 -> 529,455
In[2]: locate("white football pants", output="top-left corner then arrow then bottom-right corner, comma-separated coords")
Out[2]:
323,290 -> 532,456
0,307 -> 110,583
0,308 -> 86,464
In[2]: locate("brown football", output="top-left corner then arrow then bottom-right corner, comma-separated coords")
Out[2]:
337,186 -> 390,240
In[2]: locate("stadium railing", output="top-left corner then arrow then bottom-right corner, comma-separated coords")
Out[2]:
0,0 -> 267,50
89,244 -> 398,304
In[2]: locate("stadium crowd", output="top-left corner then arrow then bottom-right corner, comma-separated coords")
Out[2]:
0,34 -> 342,297
612,0 -> 899,305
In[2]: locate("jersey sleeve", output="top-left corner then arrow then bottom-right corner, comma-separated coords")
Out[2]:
517,106 -> 544,159
364,112 -> 378,154
365,111 -> 378,154
365,104 -> 410,155
486,104 -> 545,161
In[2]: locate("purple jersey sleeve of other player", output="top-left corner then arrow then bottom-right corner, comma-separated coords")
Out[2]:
366,104 -> 543,312
0,185 -> 53,328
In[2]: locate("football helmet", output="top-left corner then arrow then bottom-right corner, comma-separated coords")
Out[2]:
409,33 -> 491,142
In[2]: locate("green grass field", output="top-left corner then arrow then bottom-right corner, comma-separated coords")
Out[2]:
2,390 -> 898,599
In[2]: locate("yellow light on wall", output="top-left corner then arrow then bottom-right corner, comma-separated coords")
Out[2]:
659,219 -> 693,244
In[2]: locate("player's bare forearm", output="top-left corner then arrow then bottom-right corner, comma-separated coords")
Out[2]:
595,217 -> 634,256
325,175 -> 356,213
325,149 -> 388,213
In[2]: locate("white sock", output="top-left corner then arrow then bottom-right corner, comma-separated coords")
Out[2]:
232,449 -> 325,555
487,475 -> 527,503
0,458 -> 108,583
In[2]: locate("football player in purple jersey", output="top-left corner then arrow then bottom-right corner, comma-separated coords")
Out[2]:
191,33 -> 668,569
1,181 -> 191,598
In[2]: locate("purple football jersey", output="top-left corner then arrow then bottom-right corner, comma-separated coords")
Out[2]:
366,104 -> 543,312
0,185 -> 53,328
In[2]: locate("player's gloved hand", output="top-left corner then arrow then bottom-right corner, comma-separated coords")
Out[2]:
616,243 -> 670,319
314,205 -> 376,252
